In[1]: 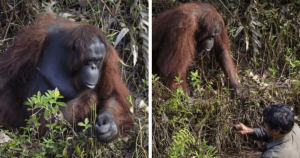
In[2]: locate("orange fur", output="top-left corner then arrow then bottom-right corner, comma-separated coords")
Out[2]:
0,13 -> 132,137
153,2 -> 240,95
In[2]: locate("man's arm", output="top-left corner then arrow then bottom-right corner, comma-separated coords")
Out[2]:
252,128 -> 270,142
235,123 -> 270,142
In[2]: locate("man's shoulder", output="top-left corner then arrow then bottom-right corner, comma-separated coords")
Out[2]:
263,143 -> 299,158
262,148 -> 296,158
293,123 -> 300,132
291,123 -> 300,141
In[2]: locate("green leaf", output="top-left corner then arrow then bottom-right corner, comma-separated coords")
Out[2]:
48,90 -> 54,97
130,106 -> 134,113
45,92 -> 51,98
25,98 -> 33,106
40,95 -> 45,102
37,91 -> 41,101
84,118 -> 89,124
63,147 -> 68,157
57,102 -> 66,107
44,110 -> 49,118
127,95 -> 133,104
57,96 -> 64,99
78,122 -> 85,127
75,145 -> 81,156
22,152 -> 29,156
53,105 -> 59,113
13,147 -> 22,151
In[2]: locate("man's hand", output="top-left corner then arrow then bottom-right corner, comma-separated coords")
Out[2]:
234,123 -> 254,135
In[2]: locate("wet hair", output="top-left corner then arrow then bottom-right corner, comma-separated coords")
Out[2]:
263,104 -> 294,134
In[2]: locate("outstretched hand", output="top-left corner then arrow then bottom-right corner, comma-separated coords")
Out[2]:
234,123 -> 254,135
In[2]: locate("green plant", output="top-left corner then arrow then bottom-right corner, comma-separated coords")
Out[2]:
168,126 -> 218,158
0,89 -> 103,157
195,140 -> 218,158
127,95 -> 135,113
158,86 -> 190,117
152,74 -> 160,84
78,118 -> 92,133
175,76 -> 183,84
0,89 -> 70,157
168,126 -> 195,157
190,70 -> 202,88
268,67 -> 278,77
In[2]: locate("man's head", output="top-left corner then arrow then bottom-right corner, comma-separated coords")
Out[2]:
263,104 -> 294,138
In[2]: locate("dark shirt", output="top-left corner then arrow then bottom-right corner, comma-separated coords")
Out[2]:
253,123 -> 300,158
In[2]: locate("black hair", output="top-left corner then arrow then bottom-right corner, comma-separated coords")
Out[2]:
263,104 -> 294,134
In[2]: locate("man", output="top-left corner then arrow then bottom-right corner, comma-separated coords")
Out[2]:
236,104 -> 300,158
